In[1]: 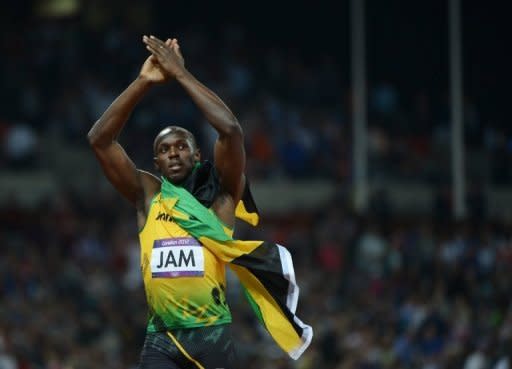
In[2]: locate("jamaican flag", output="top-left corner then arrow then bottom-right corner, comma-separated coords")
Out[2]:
160,162 -> 313,360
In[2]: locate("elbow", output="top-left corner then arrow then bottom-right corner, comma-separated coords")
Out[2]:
87,123 -> 111,149
87,128 -> 100,147
224,120 -> 243,139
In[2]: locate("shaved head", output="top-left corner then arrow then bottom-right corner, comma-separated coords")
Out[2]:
153,126 -> 198,155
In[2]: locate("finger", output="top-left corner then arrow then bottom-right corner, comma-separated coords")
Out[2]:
165,38 -> 172,46
144,40 -> 167,58
150,35 -> 164,42
143,35 -> 155,49
150,35 -> 167,47
146,37 -> 171,56
143,35 -> 158,47
144,35 -> 162,48
143,35 -> 155,45
146,44 -> 165,59
174,42 -> 183,59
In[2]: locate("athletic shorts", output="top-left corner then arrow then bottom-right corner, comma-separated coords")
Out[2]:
138,324 -> 238,369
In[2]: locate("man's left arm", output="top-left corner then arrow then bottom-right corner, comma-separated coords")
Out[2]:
144,36 -> 246,202
178,72 -> 246,203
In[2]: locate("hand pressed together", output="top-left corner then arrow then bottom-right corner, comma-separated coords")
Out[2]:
139,38 -> 174,83
142,35 -> 186,80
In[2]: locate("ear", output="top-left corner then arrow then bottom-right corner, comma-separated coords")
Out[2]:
153,156 -> 161,172
194,148 -> 201,163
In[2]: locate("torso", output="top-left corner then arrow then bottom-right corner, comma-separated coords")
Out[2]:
138,192 -> 232,331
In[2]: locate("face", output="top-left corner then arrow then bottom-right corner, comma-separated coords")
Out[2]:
154,132 -> 200,184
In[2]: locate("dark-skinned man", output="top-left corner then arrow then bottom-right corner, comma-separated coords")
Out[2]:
88,35 -> 312,369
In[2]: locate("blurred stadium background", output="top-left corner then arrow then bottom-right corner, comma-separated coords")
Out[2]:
0,0 -> 510,368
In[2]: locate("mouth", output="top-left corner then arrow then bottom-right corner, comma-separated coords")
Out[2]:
167,162 -> 184,176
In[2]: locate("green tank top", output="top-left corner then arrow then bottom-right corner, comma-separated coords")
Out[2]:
139,193 -> 232,331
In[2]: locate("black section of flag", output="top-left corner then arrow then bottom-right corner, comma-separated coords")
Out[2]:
241,178 -> 259,216
231,241 -> 303,337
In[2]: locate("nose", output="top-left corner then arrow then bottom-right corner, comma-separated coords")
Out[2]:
168,146 -> 179,158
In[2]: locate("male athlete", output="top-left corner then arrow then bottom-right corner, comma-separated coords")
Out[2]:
88,35 -> 312,369
88,35 -> 243,369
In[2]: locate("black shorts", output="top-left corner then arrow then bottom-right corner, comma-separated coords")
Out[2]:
138,324 -> 238,369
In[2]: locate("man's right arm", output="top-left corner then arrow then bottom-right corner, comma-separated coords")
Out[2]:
87,42 -> 173,207
87,76 -> 158,208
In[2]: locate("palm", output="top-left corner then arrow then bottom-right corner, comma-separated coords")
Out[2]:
140,55 -> 168,83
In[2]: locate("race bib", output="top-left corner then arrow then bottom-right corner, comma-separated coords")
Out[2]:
151,237 -> 204,278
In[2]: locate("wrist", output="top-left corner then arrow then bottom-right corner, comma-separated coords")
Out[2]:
136,75 -> 155,88
175,69 -> 191,82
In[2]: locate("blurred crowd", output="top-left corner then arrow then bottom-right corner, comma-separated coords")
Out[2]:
2,3 -> 512,369
1,186 -> 512,369
1,4 -> 511,185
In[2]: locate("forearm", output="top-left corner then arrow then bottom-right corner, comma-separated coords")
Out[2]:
87,77 -> 152,147
176,71 -> 241,136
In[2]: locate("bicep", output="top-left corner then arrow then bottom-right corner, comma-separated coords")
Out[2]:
214,127 -> 246,202
91,142 -> 147,206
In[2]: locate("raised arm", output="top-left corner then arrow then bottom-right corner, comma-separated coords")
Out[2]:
143,36 -> 245,203
87,48 -> 171,208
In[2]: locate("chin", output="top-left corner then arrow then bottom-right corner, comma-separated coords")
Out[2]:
166,172 -> 189,184
166,175 -> 184,184
165,165 -> 194,184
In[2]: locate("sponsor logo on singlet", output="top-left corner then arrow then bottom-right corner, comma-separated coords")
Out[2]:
151,237 -> 205,278
155,211 -> 173,222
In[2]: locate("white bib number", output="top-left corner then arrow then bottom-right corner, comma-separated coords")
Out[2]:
151,237 -> 204,278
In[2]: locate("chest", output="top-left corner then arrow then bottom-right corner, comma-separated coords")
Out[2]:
150,237 -> 205,278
